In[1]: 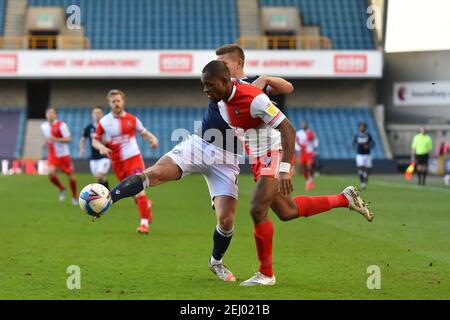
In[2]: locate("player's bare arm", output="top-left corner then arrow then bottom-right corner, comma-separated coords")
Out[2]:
141,130 -> 159,149
79,136 -> 86,156
251,76 -> 294,95
275,118 -> 296,196
92,137 -> 111,157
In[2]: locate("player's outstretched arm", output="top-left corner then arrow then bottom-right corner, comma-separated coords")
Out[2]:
252,76 -> 294,95
110,173 -> 147,203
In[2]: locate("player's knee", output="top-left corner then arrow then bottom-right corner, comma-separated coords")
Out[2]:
217,214 -> 234,231
146,166 -> 164,184
250,202 -> 266,222
277,213 -> 292,222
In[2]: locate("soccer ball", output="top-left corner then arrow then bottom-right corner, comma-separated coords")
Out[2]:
79,183 -> 112,217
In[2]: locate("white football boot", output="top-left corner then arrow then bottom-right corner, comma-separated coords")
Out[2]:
208,259 -> 237,282
240,272 -> 276,286
342,186 -> 374,222
59,190 -> 66,202
71,198 -> 79,206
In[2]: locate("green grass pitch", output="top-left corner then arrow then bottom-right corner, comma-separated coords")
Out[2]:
1,173 -> 449,299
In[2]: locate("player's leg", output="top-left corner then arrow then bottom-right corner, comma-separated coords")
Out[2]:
110,155 -> 182,203
296,151 -> 301,175
205,162 -> 239,282
240,176 -> 278,286
360,166 -> 368,190
109,135 -> 202,204
96,158 -> 111,189
66,172 -> 78,205
60,156 -> 77,205
48,164 -> 66,201
126,155 -> 155,234
134,188 -> 152,233
365,156 -> 373,186
96,172 -> 109,189
305,155 -> 315,190
270,190 -> 350,221
356,155 -> 365,187
209,196 -> 238,281
90,159 -> 108,188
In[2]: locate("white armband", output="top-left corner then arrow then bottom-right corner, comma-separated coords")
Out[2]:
279,162 -> 291,173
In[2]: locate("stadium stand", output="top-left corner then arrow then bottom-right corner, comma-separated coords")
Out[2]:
260,0 -> 376,49
0,0 -> 5,35
48,107 -> 385,160
0,108 -> 27,158
28,0 -> 239,49
287,107 -> 385,159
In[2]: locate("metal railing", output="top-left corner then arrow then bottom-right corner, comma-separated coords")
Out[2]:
237,35 -> 332,50
0,35 -> 90,50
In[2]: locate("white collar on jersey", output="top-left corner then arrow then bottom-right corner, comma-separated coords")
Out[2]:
227,84 -> 237,102
112,111 -> 126,118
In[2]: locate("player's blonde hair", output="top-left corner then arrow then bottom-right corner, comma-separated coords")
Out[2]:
106,89 -> 126,101
215,44 -> 245,62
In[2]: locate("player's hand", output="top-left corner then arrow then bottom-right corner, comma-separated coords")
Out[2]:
278,172 -> 293,196
251,76 -> 268,90
99,145 -> 112,157
79,148 -> 85,157
150,137 -> 159,149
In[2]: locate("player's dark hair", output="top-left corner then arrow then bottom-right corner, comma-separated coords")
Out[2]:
215,44 -> 245,62
202,60 -> 231,78
92,105 -> 104,112
359,122 -> 367,128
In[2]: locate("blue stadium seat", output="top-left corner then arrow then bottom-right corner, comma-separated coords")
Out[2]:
53,106 -> 385,160
28,0 -> 239,49
286,107 -> 385,159
0,0 -> 5,35
260,0 -> 375,49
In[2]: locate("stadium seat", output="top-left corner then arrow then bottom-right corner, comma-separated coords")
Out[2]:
0,0 -> 5,35
260,0 -> 376,49
52,106 -> 385,160
28,0 -> 239,49
286,107 -> 385,159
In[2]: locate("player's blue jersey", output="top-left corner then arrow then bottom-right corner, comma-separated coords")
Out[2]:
353,131 -> 374,155
198,76 -> 269,154
83,123 -> 107,160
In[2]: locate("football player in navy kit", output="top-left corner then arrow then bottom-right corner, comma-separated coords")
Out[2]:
103,44 -> 294,282
353,122 -> 375,190
79,106 -> 111,188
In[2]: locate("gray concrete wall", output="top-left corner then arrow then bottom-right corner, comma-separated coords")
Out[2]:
287,79 -> 377,107
49,79 -> 207,107
48,78 -> 377,108
0,80 -> 26,107
380,50 -> 450,123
